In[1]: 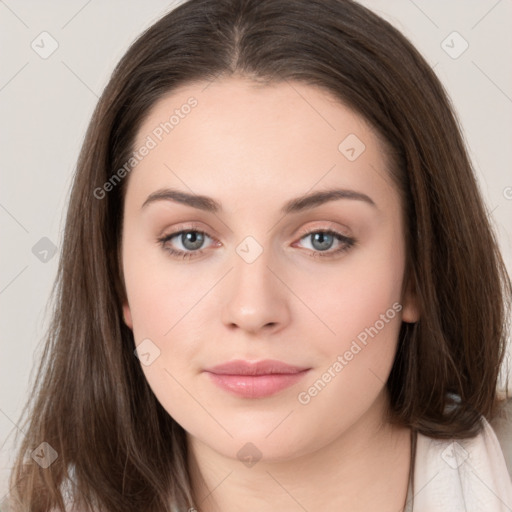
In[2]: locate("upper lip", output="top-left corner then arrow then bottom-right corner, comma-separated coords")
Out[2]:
204,359 -> 309,375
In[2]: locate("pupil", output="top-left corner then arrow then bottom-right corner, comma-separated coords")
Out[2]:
183,231 -> 204,250
312,232 -> 333,251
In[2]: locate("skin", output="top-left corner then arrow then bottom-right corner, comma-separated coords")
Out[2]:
121,76 -> 420,511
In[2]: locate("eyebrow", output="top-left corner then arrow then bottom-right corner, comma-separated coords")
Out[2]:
141,187 -> 376,214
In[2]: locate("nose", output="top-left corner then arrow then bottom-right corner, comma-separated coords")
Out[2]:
220,244 -> 291,336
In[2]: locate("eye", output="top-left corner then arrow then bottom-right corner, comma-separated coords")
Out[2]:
294,229 -> 356,258
157,229 -> 218,260
157,227 -> 356,261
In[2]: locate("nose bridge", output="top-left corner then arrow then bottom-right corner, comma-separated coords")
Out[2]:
220,234 -> 290,333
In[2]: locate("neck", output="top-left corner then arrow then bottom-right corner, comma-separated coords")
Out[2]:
186,389 -> 412,512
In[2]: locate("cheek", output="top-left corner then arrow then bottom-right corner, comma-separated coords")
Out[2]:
122,238 -> 211,385
293,242 -> 405,437
122,235 -> 198,338
123,246 -> 206,423
302,226 -> 406,357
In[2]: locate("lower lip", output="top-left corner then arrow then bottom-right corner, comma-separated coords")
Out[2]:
205,371 -> 309,398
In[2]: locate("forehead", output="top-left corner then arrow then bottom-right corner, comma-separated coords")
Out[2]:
134,76 -> 377,153
128,76 -> 396,212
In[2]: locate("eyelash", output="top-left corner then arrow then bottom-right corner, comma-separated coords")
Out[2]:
157,226 -> 356,261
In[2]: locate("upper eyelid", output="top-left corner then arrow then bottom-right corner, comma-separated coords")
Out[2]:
160,225 -> 352,247
161,223 -> 349,236
161,218 -> 351,237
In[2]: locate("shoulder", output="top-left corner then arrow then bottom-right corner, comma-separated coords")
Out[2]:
411,407 -> 512,511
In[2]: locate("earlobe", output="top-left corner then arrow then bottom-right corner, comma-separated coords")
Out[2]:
123,302 -> 133,329
401,277 -> 421,323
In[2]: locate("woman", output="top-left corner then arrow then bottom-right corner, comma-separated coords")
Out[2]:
6,0 -> 512,510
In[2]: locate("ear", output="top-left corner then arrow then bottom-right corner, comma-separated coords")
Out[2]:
123,302 -> 133,329
401,274 -> 420,323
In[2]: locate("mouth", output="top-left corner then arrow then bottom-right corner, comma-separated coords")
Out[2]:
203,359 -> 311,398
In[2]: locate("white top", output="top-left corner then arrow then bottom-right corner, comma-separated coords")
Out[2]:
405,417 -> 512,511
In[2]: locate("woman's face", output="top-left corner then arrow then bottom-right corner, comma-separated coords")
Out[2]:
121,76 -> 419,461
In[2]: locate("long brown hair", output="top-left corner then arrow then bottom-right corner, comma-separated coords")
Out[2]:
7,0 -> 511,510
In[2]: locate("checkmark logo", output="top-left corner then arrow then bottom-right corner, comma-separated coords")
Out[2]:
441,31 -> 469,59
31,236 -> 57,263
236,236 -> 263,264
237,442 -> 263,468
441,441 -> 469,468
338,133 -> 366,161
31,31 -> 59,59
134,338 -> 161,366
31,442 -> 58,468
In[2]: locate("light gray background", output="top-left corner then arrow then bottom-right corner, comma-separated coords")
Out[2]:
1,0 -> 511,500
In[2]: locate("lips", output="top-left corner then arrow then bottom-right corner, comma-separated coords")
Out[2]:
203,359 -> 310,398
